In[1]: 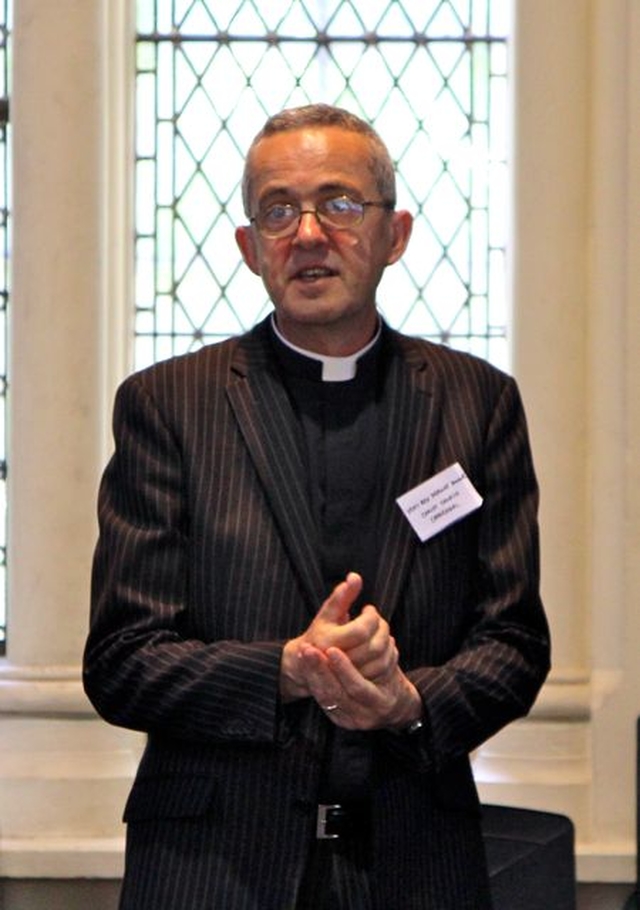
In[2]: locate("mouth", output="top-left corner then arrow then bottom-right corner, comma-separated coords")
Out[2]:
292,266 -> 338,283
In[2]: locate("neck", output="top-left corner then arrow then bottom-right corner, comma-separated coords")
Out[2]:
273,315 -> 379,358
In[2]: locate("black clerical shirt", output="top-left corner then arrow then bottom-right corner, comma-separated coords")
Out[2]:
270,320 -> 385,802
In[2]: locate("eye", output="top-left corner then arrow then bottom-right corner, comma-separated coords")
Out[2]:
322,195 -> 363,218
261,202 -> 297,228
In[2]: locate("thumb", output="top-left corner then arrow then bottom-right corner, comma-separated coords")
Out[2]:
319,572 -> 363,625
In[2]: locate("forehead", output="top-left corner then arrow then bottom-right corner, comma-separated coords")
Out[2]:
247,127 -> 377,203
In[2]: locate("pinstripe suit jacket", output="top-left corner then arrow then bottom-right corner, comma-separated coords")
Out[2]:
84,316 -> 550,910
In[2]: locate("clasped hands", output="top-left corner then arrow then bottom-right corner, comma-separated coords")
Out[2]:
280,572 -> 422,731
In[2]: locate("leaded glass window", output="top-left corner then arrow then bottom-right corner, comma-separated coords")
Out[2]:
0,1 -> 9,652
135,0 -> 509,372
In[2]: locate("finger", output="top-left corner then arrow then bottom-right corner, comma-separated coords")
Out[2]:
310,648 -> 404,731
298,647 -> 374,729
349,641 -> 398,683
297,644 -> 344,708
327,648 -> 404,708
321,649 -> 421,733
325,647 -> 379,704
317,572 -> 363,626
337,608 -> 394,673
360,625 -> 398,681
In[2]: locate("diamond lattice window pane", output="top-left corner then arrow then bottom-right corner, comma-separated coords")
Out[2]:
135,0 -> 510,370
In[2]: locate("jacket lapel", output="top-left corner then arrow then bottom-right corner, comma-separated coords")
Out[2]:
226,322 -> 326,613
225,320 -> 443,621
373,332 -> 442,620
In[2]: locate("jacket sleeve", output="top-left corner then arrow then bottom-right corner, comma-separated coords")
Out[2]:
83,372 -> 293,746
380,375 -> 551,772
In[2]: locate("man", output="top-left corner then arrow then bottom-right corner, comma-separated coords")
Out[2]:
84,104 -> 550,909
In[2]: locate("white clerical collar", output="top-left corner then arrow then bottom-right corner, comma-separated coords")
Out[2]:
270,315 -> 381,382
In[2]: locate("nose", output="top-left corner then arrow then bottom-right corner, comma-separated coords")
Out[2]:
293,209 -> 328,244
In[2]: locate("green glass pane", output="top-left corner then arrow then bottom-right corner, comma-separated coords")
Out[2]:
137,40 -> 156,74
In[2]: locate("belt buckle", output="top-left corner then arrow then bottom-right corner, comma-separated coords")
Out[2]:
316,803 -> 342,840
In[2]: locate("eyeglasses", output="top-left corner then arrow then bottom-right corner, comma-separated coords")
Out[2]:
250,194 -> 395,239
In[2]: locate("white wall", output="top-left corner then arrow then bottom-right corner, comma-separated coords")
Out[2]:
0,0 -> 142,881
474,0 -> 640,883
0,0 -> 638,884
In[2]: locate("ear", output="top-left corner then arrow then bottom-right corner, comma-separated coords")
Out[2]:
386,209 -> 413,266
235,225 -> 261,276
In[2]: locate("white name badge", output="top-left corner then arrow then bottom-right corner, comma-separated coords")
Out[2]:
396,462 -> 483,542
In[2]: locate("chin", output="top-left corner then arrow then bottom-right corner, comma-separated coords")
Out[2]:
281,299 -> 345,324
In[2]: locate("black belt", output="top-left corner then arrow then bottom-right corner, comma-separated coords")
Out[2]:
315,801 -> 372,840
